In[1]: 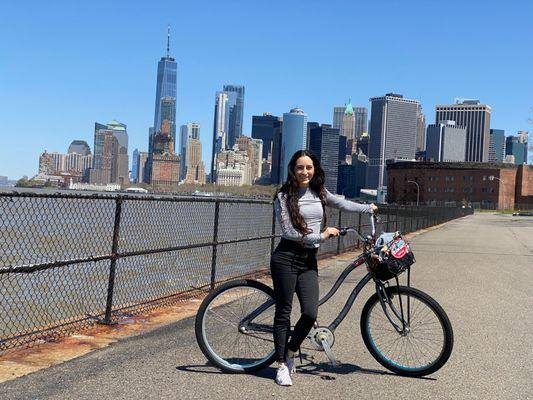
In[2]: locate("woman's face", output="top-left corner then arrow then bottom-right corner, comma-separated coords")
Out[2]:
294,156 -> 315,188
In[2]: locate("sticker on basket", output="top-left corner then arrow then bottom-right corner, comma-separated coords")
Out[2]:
390,239 -> 408,259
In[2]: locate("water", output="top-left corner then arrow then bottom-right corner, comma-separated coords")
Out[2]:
0,190 -> 276,344
1,188 -> 411,347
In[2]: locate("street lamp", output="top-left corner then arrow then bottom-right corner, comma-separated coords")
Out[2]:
488,175 -> 502,183
407,180 -> 420,206
488,175 -> 505,210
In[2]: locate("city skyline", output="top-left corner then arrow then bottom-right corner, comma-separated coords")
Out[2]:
1,1 -> 532,180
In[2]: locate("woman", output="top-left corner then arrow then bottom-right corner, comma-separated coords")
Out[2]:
271,150 -> 377,386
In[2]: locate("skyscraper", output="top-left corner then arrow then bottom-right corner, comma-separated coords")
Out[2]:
181,122 -> 201,181
187,122 -> 200,140
435,100 -> 491,162
153,27 -> 177,136
338,152 -> 368,198
147,26 -> 178,182
518,131 -> 529,164
185,138 -> 206,184
179,125 -> 188,181
334,100 -> 363,157
270,124 -> 283,185
237,136 -> 263,183
136,152 -> 148,184
223,84 -> 245,149
506,135 -> 528,165
342,100 -> 356,155
354,107 -> 368,139
489,129 -> 505,163
89,124 -> 118,185
151,120 -> 180,186
106,120 -> 129,185
68,140 -> 91,156
87,121 -> 128,185
211,91 -> 229,181
368,93 -> 419,190
306,122 -> 320,152
358,132 -> 369,157
309,124 -> 340,193
333,106 -> 345,133
132,149 -> 139,183
416,107 -> 426,152
280,108 -> 308,183
251,113 -> 282,160
338,135 -> 347,164
160,97 -> 177,144
426,121 -> 467,162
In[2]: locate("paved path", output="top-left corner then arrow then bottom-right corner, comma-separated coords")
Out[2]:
1,213 -> 532,400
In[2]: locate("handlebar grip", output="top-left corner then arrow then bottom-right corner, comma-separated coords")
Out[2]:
339,228 -> 347,236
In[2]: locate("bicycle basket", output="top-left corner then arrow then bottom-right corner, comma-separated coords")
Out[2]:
369,232 -> 415,281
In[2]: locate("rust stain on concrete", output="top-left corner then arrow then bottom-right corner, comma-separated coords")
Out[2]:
0,297 -> 205,383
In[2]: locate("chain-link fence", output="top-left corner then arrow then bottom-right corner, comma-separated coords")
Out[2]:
0,192 -> 473,352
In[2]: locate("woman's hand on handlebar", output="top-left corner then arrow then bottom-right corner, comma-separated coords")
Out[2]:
370,203 -> 378,213
323,227 -> 340,239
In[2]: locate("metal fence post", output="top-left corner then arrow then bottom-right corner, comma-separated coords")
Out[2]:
210,200 -> 220,290
357,212 -> 362,248
336,210 -> 342,254
270,203 -> 276,255
103,197 -> 123,324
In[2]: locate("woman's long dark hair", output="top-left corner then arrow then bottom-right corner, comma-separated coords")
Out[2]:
275,150 -> 327,235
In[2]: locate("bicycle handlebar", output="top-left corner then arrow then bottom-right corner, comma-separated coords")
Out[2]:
338,212 -> 380,244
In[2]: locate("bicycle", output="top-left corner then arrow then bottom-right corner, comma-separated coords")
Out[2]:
195,214 -> 453,377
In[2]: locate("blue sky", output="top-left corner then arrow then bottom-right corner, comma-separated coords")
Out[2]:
1,0 -> 532,179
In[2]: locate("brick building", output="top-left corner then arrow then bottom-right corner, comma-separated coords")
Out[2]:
151,153 -> 180,186
150,120 -> 180,186
387,162 -> 533,210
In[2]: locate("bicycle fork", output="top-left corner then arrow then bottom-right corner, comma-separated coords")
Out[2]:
376,282 -> 410,335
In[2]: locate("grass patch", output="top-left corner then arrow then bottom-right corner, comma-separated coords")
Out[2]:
475,209 -> 520,214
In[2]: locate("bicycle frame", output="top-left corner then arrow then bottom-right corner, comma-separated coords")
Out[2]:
319,253 -> 372,331
240,252 -> 386,334
238,254 -> 373,335
241,213 -> 412,335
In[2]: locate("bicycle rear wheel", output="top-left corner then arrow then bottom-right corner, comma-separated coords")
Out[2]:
195,279 -> 276,373
360,285 -> 453,377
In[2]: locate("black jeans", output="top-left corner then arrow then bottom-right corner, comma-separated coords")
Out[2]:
270,239 -> 319,363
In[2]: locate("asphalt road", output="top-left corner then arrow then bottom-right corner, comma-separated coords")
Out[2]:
1,213 -> 532,400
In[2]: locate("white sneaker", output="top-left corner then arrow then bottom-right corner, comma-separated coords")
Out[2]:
275,364 -> 293,386
286,355 -> 296,375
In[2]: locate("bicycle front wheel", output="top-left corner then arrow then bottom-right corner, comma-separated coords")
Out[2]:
360,286 -> 453,377
195,279 -> 276,373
